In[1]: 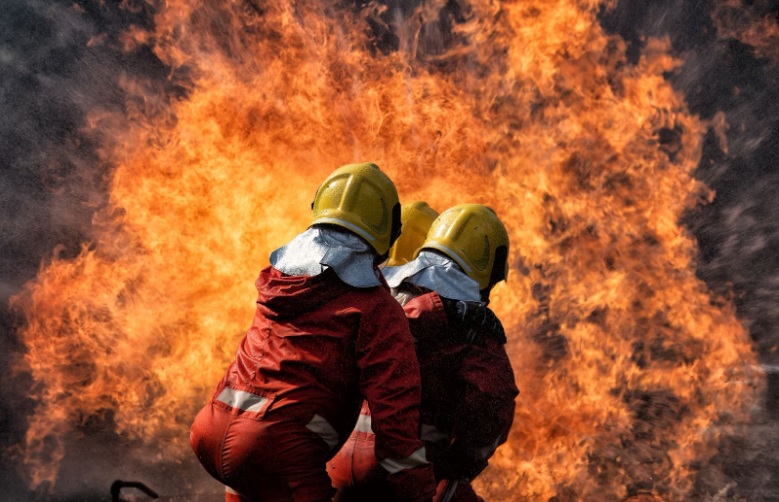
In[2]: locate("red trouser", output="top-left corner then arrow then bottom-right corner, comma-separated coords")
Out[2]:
190,404 -> 336,502
327,425 -> 482,502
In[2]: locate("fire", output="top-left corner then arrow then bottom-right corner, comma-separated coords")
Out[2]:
712,0 -> 779,63
9,0 -> 762,499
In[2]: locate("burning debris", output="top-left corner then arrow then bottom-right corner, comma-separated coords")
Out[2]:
1,0 -> 777,500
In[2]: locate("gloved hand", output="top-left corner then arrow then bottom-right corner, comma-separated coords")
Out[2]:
440,298 -> 506,345
430,444 -> 487,482
442,298 -> 487,325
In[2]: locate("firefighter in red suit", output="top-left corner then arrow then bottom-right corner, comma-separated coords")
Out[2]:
190,163 -> 437,502
328,204 -> 519,502
386,201 -> 440,268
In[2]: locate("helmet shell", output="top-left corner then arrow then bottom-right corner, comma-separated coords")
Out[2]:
387,201 -> 439,266
422,204 -> 509,291
312,162 -> 401,255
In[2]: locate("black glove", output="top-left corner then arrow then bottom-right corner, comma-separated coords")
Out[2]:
441,298 -> 487,325
430,444 -> 488,482
440,298 -> 507,345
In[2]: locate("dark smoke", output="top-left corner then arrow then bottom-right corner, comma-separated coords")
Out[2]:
601,0 -> 779,499
1,1 -> 109,498
0,0 -> 201,499
601,0 -> 779,366
2,0 -> 779,500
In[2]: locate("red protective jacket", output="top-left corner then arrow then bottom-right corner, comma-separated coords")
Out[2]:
328,290 -> 518,499
404,292 -> 518,482
206,266 -> 435,500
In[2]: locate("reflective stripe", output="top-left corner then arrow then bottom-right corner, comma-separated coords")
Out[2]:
225,486 -> 239,495
420,423 -> 448,443
216,387 -> 269,413
306,414 -> 339,449
379,446 -> 429,474
354,413 -> 373,433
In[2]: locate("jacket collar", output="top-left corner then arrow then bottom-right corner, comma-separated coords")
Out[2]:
270,226 -> 382,288
382,250 -> 481,302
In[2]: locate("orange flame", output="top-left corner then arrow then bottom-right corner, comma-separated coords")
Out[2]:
10,0 -> 763,499
712,0 -> 779,62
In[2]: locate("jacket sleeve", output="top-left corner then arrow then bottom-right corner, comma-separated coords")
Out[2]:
354,290 -> 436,501
402,291 -> 449,340
447,337 -> 518,479
404,292 -> 519,480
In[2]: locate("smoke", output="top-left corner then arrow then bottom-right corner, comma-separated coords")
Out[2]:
601,0 -> 779,363
1,1 -> 102,498
0,0 -> 181,304
0,0 -> 190,499
1,0 -> 101,303
601,0 -> 779,498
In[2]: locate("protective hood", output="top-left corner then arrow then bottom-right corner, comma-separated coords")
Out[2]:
382,250 -> 481,302
269,226 -> 382,288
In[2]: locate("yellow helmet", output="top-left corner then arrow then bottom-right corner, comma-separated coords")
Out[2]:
311,162 -> 401,256
422,204 -> 510,291
387,201 -> 439,266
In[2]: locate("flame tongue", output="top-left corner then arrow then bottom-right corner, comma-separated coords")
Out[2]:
11,0 -> 761,499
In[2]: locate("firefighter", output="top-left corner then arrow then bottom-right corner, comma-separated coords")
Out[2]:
387,201 -> 440,266
327,200 -> 439,499
189,163 -> 437,502
328,203 -> 519,502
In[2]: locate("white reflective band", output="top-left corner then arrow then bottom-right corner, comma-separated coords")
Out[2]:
354,413 -> 373,433
225,486 -> 239,495
216,387 -> 269,413
420,423 -> 448,443
380,446 -> 429,474
306,414 -> 339,449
